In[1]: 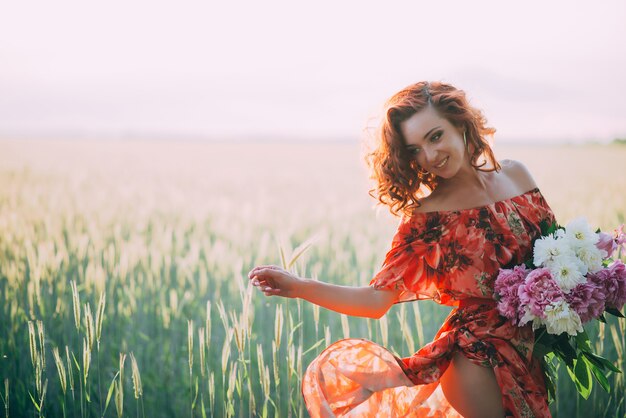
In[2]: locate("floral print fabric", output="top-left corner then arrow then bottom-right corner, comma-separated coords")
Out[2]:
302,188 -> 556,417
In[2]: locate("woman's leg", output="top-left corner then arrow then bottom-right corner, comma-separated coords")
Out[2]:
439,351 -> 505,418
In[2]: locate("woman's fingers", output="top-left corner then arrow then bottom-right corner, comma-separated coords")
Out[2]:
248,265 -> 281,278
249,266 -> 278,292
263,287 -> 279,296
249,266 -> 282,284
248,265 -> 298,298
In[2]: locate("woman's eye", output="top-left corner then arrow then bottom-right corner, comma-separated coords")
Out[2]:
408,148 -> 420,155
430,131 -> 442,142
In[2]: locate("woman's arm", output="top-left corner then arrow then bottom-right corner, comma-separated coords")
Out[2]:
297,278 -> 399,319
248,265 -> 399,319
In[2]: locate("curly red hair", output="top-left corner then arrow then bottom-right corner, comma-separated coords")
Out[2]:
365,81 -> 500,217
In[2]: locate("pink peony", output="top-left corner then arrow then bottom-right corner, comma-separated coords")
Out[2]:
497,293 -> 521,322
606,261 -> 626,310
565,281 -> 606,323
596,231 -> 617,257
587,268 -> 611,298
495,266 -> 529,323
616,224 -> 626,248
518,268 -> 565,319
588,262 -> 626,311
494,265 -> 529,298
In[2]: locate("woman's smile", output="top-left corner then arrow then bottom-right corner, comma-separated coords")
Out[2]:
434,156 -> 449,169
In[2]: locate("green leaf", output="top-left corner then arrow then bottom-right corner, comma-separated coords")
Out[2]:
598,314 -> 607,323
566,363 -> 577,383
575,330 -> 592,351
545,222 -> 554,235
533,342 -> 553,359
605,307 -> 625,318
267,397 -> 278,410
582,351 -> 604,370
554,335 -> 577,367
289,321 -> 303,337
540,355 -> 558,404
544,372 -> 556,403
192,376 -> 199,409
583,351 -> 621,373
71,352 -> 81,372
302,338 -> 326,356
103,371 -> 120,417
540,220 -> 560,236
574,357 -> 592,399
587,358 -> 611,393
28,391 -> 41,412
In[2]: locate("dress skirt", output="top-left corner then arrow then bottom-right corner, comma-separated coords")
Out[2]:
302,302 -> 551,418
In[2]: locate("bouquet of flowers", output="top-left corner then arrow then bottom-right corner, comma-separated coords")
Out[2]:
494,218 -> 626,400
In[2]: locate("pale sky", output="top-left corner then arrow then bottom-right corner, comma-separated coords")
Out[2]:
1,0 -> 625,142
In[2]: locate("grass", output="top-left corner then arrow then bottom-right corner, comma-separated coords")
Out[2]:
0,139 -> 624,417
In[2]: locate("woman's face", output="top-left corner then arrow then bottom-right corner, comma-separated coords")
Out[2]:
399,105 -> 467,179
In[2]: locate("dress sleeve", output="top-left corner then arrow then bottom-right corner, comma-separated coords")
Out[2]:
368,213 -> 444,304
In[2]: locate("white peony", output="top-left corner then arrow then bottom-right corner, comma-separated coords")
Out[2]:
533,233 -> 574,267
518,305 -> 537,327
531,317 -> 544,332
574,243 -> 605,274
563,217 -> 599,249
543,300 -> 583,336
548,255 -> 587,292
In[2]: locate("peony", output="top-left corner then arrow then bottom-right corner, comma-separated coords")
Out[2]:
518,305 -> 540,328
573,243 -> 606,274
518,268 -> 564,323
596,231 -> 617,257
606,261 -> 626,310
548,255 -> 588,292
495,265 -> 529,297
563,217 -> 599,249
543,300 -> 584,336
497,295 -> 521,323
587,268 -> 611,299
616,224 -> 626,248
533,233 -> 574,267
495,266 -> 529,323
565,281 -> 606,323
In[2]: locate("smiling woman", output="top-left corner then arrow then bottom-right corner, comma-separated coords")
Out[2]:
249,81 -> 556,418
367,81 -> 501,217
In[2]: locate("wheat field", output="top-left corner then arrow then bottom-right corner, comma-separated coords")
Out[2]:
0,139 -> 625,417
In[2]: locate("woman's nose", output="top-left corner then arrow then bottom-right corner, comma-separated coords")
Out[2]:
421,147 -> 438,166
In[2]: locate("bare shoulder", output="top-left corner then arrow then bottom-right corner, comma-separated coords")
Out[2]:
499,159 -> 538,192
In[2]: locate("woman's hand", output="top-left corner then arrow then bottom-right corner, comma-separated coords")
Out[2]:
249,266 -> 391,318
248,265 -> 303,299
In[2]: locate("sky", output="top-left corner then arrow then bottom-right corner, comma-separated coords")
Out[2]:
1,0 -> 625,143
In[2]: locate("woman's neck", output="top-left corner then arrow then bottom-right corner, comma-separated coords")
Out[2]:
437,164 -> 492,195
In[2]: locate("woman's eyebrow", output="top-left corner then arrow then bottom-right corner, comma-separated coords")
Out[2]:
423,126 -> 441,139
405,126 -> 441,149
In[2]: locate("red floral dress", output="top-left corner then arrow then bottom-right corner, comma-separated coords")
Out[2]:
302,187 -> 556,418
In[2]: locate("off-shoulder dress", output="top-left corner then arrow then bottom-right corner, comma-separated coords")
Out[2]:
302,187 -> 556,418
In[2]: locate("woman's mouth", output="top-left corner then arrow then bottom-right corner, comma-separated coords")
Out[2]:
434,157 -> 449,169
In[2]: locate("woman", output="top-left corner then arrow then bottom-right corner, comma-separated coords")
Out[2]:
248,81 -> 555,418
